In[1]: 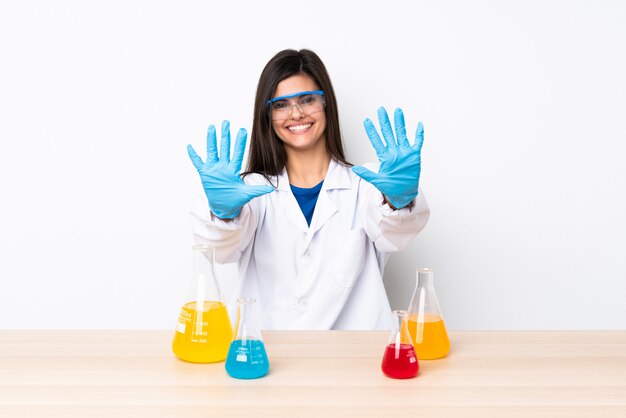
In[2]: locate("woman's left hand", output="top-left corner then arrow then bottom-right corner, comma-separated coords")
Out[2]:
352,107 -> 424,209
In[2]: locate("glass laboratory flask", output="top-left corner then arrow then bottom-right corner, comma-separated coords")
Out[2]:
407,268 -> 450,359
225,297 -> 270,379
381,310 -> 419,379
172,245 -> 233,363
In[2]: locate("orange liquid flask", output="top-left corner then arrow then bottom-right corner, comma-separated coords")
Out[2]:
172,245 -> 233,363
407,268 -> 450,359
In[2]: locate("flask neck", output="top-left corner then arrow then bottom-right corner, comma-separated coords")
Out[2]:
409,268 -> 444,321
193,246 -> 215,275
389,310 -> 412,345
235,297 -> 261,341
190,245 -> 222,304
416,268 -> 435,288
237,298 -> 255,322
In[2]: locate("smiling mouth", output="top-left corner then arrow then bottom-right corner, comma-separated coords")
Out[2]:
287,123 -> 312,133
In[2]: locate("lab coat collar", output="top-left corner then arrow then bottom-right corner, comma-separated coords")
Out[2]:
274,158 -> 352,192
324,158 -> 353,190
277,158 -> 353,240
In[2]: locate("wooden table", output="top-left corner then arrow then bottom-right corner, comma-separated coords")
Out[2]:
1,331 -> 625,417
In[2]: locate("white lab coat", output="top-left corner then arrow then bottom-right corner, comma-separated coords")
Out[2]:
190,158 -> 430,330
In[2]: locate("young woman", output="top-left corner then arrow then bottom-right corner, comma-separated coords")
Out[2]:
187,49 -> 429,330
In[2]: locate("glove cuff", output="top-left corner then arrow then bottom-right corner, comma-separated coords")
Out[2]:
209,206 -> 242,220
384,193 -> 418,210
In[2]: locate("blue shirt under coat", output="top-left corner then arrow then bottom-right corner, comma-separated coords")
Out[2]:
290,180 -> 324,226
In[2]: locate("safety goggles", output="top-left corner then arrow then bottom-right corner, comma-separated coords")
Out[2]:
267,90 -> 325,121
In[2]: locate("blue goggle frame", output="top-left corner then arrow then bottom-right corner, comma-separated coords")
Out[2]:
267,90 -> 325,106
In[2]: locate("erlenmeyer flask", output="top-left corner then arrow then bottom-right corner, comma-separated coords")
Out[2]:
172,245 -> 233,363
225,297 -> 270,379
381,310 -> 419,379
407,268 -> 450,359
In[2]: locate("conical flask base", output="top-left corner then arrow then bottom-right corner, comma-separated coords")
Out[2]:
172,301 -> 232,363
408,314 -> 450,360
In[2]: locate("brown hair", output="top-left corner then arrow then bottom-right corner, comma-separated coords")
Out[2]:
244,49 -> 350,181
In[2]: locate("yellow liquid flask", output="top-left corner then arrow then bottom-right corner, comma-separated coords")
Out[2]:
172,245 -> 233,363
407,268 -> 450,359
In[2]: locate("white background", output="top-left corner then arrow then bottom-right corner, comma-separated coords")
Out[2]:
1,0 -> 624,330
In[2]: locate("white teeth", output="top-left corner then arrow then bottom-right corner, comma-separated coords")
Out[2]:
288,123 -> 312,132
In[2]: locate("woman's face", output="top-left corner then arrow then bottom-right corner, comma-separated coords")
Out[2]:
270,73 -> 327,153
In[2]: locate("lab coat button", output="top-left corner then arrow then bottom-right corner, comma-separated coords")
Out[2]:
303,251 -> 311,259
298,298 -> 307,306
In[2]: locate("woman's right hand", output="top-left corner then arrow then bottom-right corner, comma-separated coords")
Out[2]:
187,121 -> 275,219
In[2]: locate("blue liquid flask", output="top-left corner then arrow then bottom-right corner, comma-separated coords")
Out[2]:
225,297 -> 269,379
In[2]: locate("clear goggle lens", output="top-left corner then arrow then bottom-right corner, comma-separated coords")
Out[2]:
268,90 -> 325,121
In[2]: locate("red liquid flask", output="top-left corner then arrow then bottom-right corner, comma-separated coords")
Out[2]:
381,310 -> 419,379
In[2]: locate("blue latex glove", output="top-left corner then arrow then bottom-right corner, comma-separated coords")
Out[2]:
187,121 -> 275,219
352,107 -> 424,209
